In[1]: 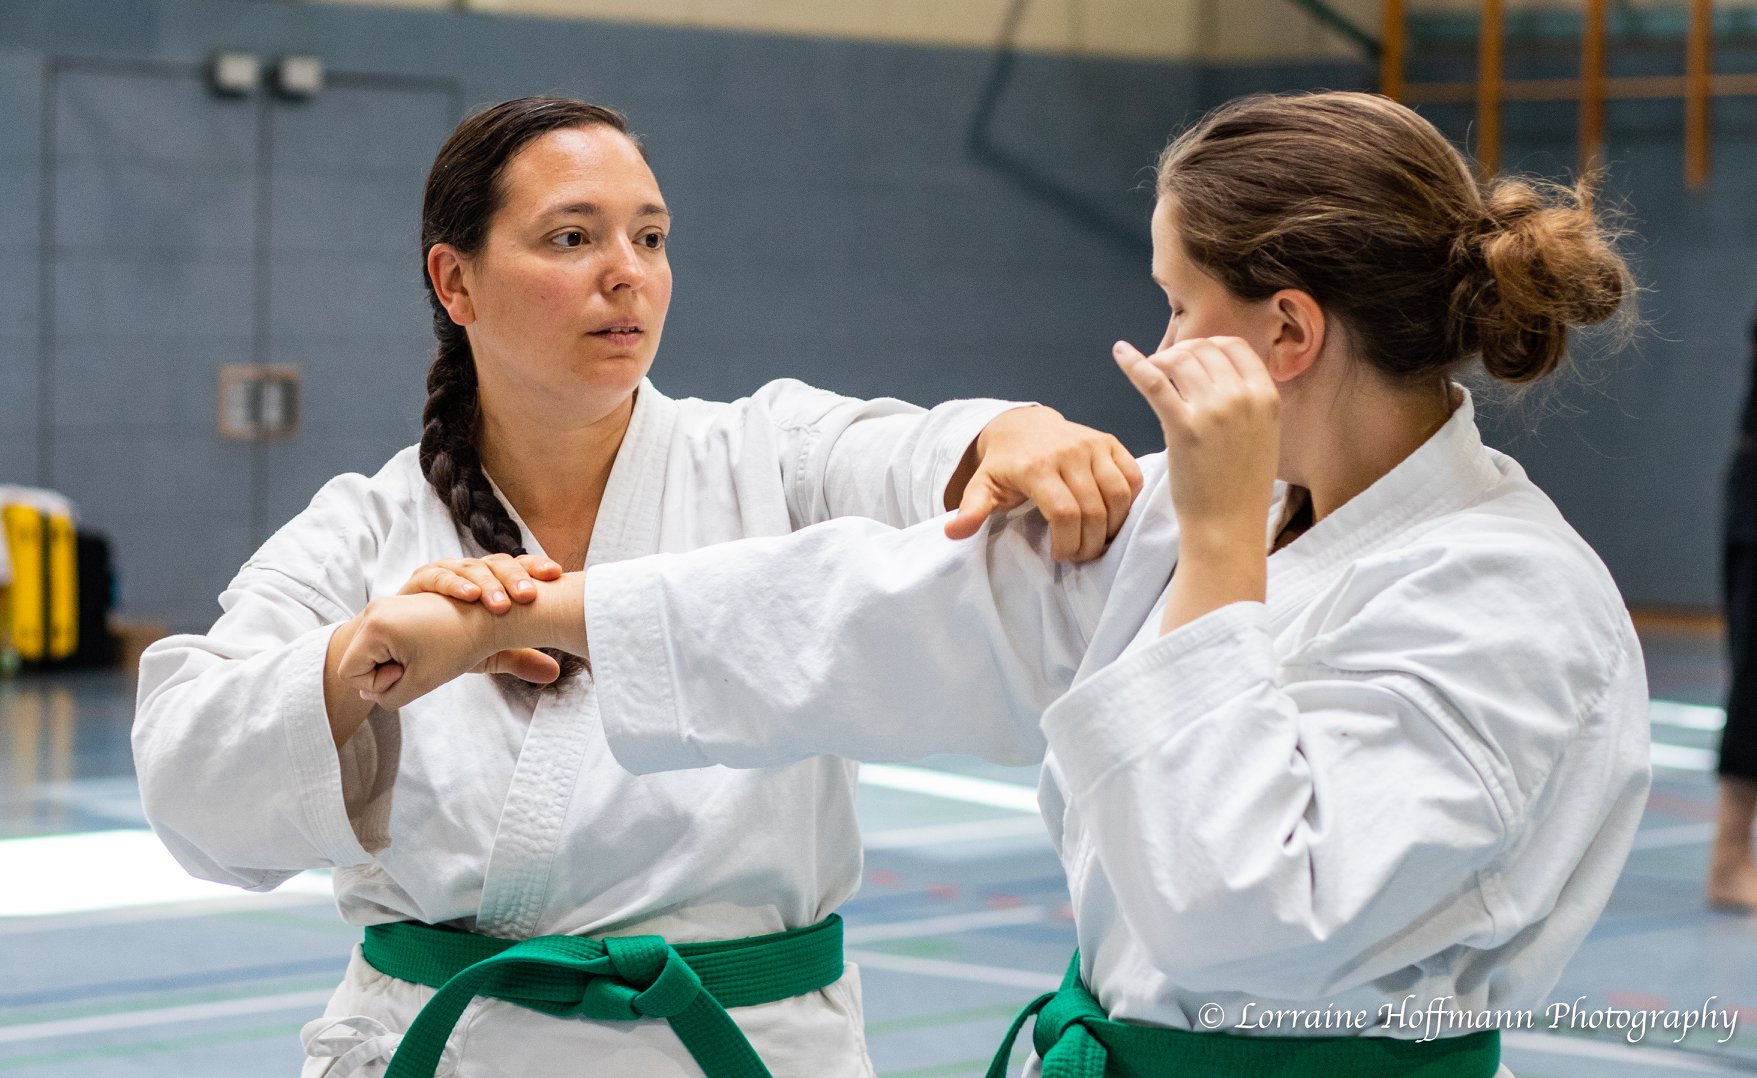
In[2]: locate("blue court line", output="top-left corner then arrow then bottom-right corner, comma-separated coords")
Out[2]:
980,922 -> 1079,944
0,958 -> 347,1010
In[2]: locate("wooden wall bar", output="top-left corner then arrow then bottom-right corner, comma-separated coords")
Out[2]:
1687,0 -> 1714,191
1581,0 -> 1607,170
1476,0 -> 1504,175
1381,0 -> 1406,101
1403,0 -> 1748,190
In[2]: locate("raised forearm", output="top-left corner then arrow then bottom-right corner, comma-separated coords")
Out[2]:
488,571 -> 588,656
1162,524 -> 1266,636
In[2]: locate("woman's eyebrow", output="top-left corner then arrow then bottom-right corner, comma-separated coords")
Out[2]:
541,201 -> 602,220
538,201 -> 670,220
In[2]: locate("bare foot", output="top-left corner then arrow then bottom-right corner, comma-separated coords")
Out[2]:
1709,858 -> 1757,912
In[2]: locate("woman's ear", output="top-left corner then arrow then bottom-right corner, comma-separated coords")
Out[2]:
1262,289 -> 1324,383
427,243 -> 476,327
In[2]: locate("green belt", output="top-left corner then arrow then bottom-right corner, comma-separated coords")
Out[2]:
362,913 -> 843,1078
987,953 -> 1502,1078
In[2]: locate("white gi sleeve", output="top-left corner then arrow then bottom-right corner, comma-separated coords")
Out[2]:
1039,540 -> 1642,998
589,458 -> 1175,777
590,511 -> 1103,774
746,377 -> 1026,527
132,475 -> 397,891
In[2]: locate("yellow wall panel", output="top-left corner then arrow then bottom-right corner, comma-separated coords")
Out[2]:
1195,0 -> 1377,62
306,0 -> 1391,62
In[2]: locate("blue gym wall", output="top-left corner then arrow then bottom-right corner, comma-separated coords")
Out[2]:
0,0 -> 1747,631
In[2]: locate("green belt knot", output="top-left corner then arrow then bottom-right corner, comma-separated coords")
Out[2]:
364,914 -> 845,1078
570,934 -> 705,1021
1033,984 -> 1110,1074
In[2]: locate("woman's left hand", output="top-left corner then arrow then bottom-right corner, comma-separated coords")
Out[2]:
1113,336 -> 1280,539
945,406 -> 1144,561
1114,336 -> 1280,634
399,553 -> 565,612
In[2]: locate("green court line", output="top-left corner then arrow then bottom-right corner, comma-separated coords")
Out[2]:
0,1020 -> 304,1070
871,938 -> 958,958
867,1001 -> 1024,1036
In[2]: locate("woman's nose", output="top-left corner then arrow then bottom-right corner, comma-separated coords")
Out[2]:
603,236 -> 647,292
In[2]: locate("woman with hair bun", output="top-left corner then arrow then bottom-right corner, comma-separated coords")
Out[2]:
131,96 -> 1144,1078
350,91 -> 1651,1076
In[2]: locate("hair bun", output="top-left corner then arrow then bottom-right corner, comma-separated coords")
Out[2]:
1463,176 -> 1631,384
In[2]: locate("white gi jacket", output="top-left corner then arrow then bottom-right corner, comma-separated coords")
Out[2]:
132,378 -> 1018,1078
587,390 -> 1652,1075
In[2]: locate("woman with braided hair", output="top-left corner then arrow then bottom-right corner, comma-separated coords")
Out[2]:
348,92 -> 1653,1077
131,96 -> 1144,1078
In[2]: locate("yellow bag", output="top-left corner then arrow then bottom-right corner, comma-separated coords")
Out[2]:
47,511 -> 78,661
2,503 -> 78,663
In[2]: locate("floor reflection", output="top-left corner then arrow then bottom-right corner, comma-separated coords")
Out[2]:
2,671 -> 144,839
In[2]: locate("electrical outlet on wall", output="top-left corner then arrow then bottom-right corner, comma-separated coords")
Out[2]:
217,364 -> 301,440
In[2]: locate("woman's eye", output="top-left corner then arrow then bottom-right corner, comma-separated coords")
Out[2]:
640,231 -> 666,250
554,230 -> 586,249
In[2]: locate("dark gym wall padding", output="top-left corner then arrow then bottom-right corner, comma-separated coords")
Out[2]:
0,0 -> 1748,626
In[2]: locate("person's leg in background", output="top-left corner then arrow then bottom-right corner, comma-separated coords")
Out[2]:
1713,539 -> 1757,911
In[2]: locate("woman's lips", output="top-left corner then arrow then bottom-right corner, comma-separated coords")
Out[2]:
590,326 -> 643,348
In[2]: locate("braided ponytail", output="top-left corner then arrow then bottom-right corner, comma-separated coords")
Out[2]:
418,97 -> 638,689
418,321 -> 524,558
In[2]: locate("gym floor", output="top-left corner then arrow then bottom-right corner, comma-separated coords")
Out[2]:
1,623 -> 1753,1077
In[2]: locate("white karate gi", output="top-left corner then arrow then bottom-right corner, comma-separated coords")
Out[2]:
133,378 -> 1020,1078
586,390 -> 1652,1077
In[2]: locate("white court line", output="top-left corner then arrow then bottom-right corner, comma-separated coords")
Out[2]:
0,890 -> 334,936
1650,701 -> 1728,733
1646,699 -> 1722,773
857,765 -> 1039,813
1651,743 -> 1720,773
1503,1030 -> 1745,1073
1629,823 -> 1717,851
863,816 -> 1046,850
845,906 -> 1050,944
846,949 -> 1061,991
0,989 -> 335,1044
0,830 -> 331,919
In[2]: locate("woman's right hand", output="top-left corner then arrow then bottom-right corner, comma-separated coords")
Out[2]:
337,592 -> 561,710
399,553 -> 565,613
